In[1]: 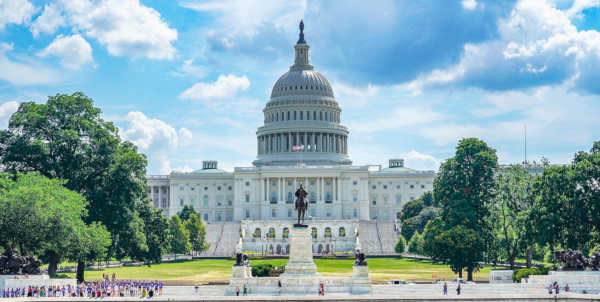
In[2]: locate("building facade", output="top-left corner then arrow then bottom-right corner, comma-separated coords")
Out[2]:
146,22 -> 436,254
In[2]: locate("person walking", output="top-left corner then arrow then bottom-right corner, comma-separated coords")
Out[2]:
236,287 -> 240,296
443,282 -> 448,295
194,284 -> 199,296
243,284 -> 247,296
456,283 -> 461,295
565,284 -> 570,292
548,283 -> 553,294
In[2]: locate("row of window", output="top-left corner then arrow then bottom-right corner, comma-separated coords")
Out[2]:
245,207 -> 359,219
265,110 -> 339,123
369,183 -> 427,190
253,226 -> 347,239
179,196 -> 233,207
179,185 -> 232,191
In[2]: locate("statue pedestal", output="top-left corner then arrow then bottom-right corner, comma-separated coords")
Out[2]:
280,225 -> 320,294
351,264 -> 372,294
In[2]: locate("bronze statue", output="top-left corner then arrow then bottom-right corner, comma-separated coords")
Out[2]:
0,247 -> 41,275
355,249 -> 367,266
554,249 -> 595,271
295,184 -> 308,226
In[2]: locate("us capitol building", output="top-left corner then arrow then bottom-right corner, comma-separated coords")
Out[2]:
147,22 -> 435,256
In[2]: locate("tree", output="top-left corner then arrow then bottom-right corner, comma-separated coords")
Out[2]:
433,138 -> 498,281
136,201 -> 169,264
408,232 -> 424,255
422,218 -> 450,262
572,141 -> 600,245
400,199 -> 424,222
183,213 -> 209,256
0,173 -> 110,277
394,235 -> 406,254
492,165 -> 534,269
0,93 -> 148,281
168,216 -> 191,258
178,205 -> 197,222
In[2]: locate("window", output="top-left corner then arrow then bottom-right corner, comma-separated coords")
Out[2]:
229,186 -> 232,191
287,192 -> 293,203
180,186 -> 184,191
353,180 -> 357,185
216,212 -> 222,221
324,227 -> 332,238
383,195 -> 388,204
372,185 -> 376,189
287,208 -> 292,218
245,209 -> 250,219
320,111 -> 323,120
270,192 -> 277,203
205,186 -> 208,190
283,227 -> 289,238
383,185 -> 387,189
410,196 -> 415,201
271,208 -> 277,218
191,187 -> 195,191
353,208 -> 358,218
253,228 -> 261,238
310,192 -> 316,203
421,184 -> 425,189
217,198 -> 222,206
227,199 -> 232,206
180,199 -> 184,206
310,180 -> 315,185
287,181 -> 292,186
326,211 -> 331,217
245,181 -> 250,186
294,111 -> 297,120
313,111 -> 316,120
245,193 -> 250,202
325,192 -> 332,203
353,191 -> 358,202
203,213 -> 208,221
267,228 -> 275,238
326,181 -> 331,185
410,184 -> 414,189
311,227 -> 317,239
372,197 -> 376,206
217,186 -> 221,191
271,181 -> 276,186
339,227 -> 346,237
287,111 -> 290,120
395,194 -> 402,205
396,185 -> 400,189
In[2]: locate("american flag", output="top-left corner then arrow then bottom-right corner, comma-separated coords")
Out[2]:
292,145 -> 304,151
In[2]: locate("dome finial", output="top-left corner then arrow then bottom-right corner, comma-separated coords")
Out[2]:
297,19 -> 306,44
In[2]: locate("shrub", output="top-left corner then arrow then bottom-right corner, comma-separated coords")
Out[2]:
395,235 -> 407,254
408,232 -> 424,255
251,264 -> 273,277
513,266 -> 549,282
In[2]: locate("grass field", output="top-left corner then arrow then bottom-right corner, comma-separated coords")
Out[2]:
65,258 -> 504,285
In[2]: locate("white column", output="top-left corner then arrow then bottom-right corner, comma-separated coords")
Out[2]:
304,132 -> 307,151
320,177 -> 324,202
334,177 -> 337,201
278,177 -> 282,202
266,177 -> 270,203
337,177 -> 341,202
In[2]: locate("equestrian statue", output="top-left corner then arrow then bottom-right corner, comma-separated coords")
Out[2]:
294,184 -> 308,226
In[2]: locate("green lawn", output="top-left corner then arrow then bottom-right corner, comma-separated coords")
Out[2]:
65,258 -> 504,285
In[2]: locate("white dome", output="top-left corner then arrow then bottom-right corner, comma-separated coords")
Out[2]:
270,69 -> 334,99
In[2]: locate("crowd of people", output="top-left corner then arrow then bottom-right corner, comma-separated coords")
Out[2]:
1,274 -> 164,298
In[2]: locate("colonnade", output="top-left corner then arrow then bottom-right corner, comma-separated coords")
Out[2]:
149,185 -> 170,209
259,176 -> 341,204
257,132 -> 348,155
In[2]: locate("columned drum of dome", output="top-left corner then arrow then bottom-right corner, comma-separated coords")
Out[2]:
254,22 -> 351,167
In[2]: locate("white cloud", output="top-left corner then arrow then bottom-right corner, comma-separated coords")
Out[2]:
0,101 -> 19,127
461,0 -> 478,10
405,150 -> 441,171
119,111 -> 193,174
30,3 -> 65,37
0,0 -> 36,30
179,74 -> 250,101
37,0 -> 178,60
37,34 -> 93,70
171,59 -> 207,78
0,43 -> 61,86
566,0 -> 600,18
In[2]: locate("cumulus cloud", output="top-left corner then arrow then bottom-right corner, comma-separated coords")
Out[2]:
30,3 -> 65,37
37,34 -> 93,70
171,59 -> 207,78
0,101 -> 19,128
0,43 -> 62,86
461,0 -> 479,10
179,74 -> 250,101
30,0 -> 177,60
408,0 -> 600,94
0,0 -> 36,30
119,111 -> 193,174
405,150 -> 441,171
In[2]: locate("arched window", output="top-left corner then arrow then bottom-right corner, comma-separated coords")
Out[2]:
267,227 -> 276,238
339,227 -> 346,237
253,228 -> 261,238
282,227 -> 289,239
311,227 -> 317,239
324,227 -> 332,238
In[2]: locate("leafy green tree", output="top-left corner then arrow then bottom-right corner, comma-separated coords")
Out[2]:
492,165 -> 535,269
0,93 -> 148,281
572,141 -> 600,245
0,173 -> 110,276
433,138 -> 498,281
394,235 -> 406,254
422,218 -> 450,262
178,205 -> 197,222
401,207 -> 440,240
400,199 -> 424,222
168,216 -> 191,258
183,213 -> 209,256
408,232 -> 424,255
136,201 -> 169,264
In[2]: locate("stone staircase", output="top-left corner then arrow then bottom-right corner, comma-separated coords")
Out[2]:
199,222 -> 241,257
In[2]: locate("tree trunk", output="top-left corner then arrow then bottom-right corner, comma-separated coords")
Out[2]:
526,248 -> 532,268
76,260 -> 85,283
47,252 -> 59,277
467,269 -> 474,281
458,269 -> 463,278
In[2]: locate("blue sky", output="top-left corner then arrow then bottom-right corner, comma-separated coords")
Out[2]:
0,0 -> 599,174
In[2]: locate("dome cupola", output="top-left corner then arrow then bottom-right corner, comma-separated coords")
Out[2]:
254,21 -> 351,167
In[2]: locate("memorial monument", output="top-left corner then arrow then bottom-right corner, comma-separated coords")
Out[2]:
227,184 -> 371,295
